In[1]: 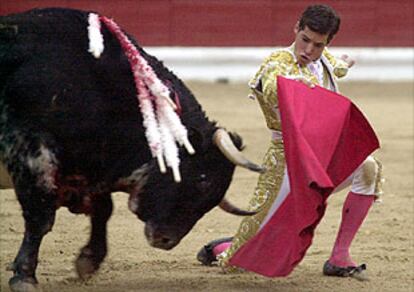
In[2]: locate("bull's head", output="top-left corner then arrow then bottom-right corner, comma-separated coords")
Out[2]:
126,129 -> 264,250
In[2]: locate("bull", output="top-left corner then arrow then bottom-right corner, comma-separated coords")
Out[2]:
0,8 -> 263,292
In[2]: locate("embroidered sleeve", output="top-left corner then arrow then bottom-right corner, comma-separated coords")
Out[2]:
323,48 -> 349,78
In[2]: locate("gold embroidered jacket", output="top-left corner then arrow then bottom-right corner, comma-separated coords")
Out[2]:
247,44 -> 349,131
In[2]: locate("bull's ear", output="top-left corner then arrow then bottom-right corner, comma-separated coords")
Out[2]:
188,127 -> 212,152
228,131 -> 245,151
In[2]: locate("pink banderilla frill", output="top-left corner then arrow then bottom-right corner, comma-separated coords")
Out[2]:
87,13 -> 195,182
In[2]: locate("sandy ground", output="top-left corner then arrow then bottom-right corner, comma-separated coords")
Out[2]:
1,81 -> 413,292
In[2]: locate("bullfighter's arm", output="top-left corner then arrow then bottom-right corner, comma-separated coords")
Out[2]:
323,48 -> 351,79
248,52 -> 294,131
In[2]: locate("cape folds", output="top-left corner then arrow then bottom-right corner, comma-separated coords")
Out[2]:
229,76 -> 379,277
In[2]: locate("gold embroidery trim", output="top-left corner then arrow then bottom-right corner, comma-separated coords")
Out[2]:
373,156 -> 384,196
218,139 -> 285,272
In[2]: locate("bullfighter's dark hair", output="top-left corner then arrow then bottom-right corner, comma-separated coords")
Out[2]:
298,4 -> 341,43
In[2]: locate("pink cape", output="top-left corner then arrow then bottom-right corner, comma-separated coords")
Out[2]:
229,76 -> 379,277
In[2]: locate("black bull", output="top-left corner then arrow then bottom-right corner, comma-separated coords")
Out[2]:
0,7 -> 264,291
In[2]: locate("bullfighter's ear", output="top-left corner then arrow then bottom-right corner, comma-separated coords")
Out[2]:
0,24 -> 18,40
228,132 -> 245,151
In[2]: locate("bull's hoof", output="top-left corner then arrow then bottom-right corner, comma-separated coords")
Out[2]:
75,253 -> 100,280
9,275 -> 41,292
75,256 -> 97,280
6,261 -> 16,271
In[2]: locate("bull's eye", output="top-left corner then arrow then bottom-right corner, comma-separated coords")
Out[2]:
197,173 -> 210,192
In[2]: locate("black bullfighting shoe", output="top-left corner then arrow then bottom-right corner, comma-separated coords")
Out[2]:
323,261 -> 367,280
196,237 -> 233,266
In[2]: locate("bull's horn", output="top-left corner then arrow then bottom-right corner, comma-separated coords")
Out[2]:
219,198 -> 256,216
213,129 -> 265,173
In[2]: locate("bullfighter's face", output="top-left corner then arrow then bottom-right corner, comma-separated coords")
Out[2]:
293,25 -> 329,66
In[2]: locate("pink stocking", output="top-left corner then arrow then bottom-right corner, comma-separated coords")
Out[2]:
213,242 -> 232,257
329,192 -> 375,267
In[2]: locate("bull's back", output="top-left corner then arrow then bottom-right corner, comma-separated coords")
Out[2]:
1,8 -> 151,180
2,8 -> 137,135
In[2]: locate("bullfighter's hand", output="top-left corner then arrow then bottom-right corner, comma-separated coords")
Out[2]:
293,76 -> 315,88
340,54 -> 356,68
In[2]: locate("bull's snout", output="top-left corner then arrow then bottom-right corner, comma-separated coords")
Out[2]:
144,222 -> 178,250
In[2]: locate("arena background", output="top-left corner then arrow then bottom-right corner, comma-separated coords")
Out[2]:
1,1 -> 413,292
2,0 -> 413,46
2,0 -> 413,82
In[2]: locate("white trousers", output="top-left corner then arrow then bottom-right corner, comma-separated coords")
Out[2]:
260,155 -> 379,229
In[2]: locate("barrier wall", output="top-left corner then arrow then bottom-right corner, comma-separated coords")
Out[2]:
145,46 -> 414,82
1,1 -> 412,81
1,0 -> 413,47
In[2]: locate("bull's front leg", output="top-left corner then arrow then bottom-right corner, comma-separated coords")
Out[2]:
2,105 -> 60,291
75,193 -> 113,279
8,183 -> 57,292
